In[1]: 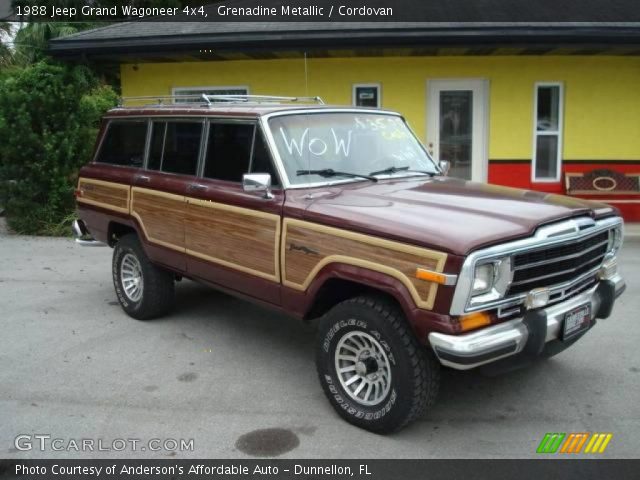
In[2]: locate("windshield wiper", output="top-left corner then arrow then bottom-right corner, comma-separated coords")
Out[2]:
369,165 -> 436,177
296,169 -> 378,182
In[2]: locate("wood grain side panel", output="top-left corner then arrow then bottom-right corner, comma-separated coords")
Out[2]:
131,187 -> 186,252
282,219 -> 447,310
77,178 -> 129,214
185,199 -> 280,282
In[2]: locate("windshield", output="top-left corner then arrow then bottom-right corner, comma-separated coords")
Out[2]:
268,112 -> 439,186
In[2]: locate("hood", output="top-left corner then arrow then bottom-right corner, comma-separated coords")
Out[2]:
299,176 -> 616,255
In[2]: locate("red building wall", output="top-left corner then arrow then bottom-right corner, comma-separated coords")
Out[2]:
489,161 -> 640,222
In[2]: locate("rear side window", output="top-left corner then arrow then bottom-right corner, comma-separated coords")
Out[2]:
203,123 -> 254,182
95,121 -> 147,167
148,121 -> 203,176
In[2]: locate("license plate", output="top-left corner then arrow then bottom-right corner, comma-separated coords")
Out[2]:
562,303 -> 592,341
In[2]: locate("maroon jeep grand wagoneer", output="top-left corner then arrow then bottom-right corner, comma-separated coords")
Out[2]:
74,95 -> 626,432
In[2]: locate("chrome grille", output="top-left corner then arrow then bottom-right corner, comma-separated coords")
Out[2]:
507,230 -> 609,295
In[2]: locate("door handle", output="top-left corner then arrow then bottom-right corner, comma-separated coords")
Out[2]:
134,174 -> 150,183
187,183 -> 208,192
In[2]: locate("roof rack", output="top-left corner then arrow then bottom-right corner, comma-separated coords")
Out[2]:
118,94 -> 325,107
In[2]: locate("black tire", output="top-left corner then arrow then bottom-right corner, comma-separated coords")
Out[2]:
112,233 -> 175,320
315,295 -> 440,433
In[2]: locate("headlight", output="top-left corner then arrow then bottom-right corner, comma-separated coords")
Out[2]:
472,263 -> 495,295
607,226 -> 623,254
470,257 -> 513,304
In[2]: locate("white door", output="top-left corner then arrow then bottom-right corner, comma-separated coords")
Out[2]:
427,79 -> 489,182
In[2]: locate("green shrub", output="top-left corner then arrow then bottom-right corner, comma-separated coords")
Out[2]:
0,61 -> 117,235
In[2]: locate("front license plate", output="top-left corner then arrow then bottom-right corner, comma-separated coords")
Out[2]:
562,303 -> 592,341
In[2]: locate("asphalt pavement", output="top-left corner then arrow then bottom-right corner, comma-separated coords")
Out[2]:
1,223 -> 638,459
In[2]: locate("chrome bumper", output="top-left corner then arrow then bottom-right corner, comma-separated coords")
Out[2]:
72,219 -> 104,246
429,274 -> 625,370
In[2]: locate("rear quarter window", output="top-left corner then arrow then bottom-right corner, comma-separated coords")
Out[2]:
95,120 -> 147,167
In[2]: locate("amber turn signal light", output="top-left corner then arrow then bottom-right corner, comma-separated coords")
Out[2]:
415,268 -> 447,285
458,311 -> 491,332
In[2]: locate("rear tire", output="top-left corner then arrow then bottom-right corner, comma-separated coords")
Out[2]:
112,234 -> 175,320
315,295 -> 440,433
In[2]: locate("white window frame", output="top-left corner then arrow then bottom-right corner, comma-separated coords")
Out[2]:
532,82 -> 564,183
352,83 -> 381,108
172,85 -> 250,103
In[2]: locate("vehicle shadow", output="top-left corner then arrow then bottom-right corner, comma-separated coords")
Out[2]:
169,278 -> 316,358
166,279 -> 558,434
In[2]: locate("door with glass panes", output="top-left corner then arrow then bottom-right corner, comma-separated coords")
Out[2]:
130,119 -> 205,272
184,120 -> 284,305
426,79 -> 489,182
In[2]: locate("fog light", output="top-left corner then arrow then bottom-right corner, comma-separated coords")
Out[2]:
598,257 -> 618,280
458,311 -> 491,332
525,287 -> 550,310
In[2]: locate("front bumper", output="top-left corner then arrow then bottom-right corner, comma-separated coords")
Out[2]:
428,274 -> 625,370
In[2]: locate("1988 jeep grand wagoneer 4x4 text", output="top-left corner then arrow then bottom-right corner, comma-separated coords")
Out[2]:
74,95 -> 626,433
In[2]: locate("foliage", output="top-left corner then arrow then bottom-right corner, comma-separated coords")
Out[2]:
11,22 -> 87,65
0,61 -> 118,235
8,0 -> 207,64
0,22 -> 14,69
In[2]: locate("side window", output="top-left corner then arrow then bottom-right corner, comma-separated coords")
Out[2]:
173,86 -> 249,104
250,131 -> 279,186
147,121 -> 203,176
203,123 -> 254,182
533,83 -> 563,182
95,121 -> 147,167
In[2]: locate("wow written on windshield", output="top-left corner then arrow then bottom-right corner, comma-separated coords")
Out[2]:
272,115 -> 413,160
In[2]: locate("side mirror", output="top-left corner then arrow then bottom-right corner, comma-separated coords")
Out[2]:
243,173 -> 273,199
439,160 -> 450,176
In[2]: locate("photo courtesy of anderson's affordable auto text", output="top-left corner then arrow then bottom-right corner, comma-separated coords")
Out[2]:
1,0 -> 639,479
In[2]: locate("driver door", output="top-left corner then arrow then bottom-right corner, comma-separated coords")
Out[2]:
184,120 -> 284,305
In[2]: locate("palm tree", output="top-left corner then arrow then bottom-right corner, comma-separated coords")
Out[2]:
8,0 -> 96,64
12,22 -> 81,64
0,22 -> 14,68
7,0 -> 190,65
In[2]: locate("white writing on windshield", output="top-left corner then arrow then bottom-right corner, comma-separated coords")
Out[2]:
279,127 -> 353,157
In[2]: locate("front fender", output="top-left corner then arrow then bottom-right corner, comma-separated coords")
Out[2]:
283,261 -> 458,342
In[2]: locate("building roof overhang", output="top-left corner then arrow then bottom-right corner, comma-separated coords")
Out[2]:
49,22 -> 640,63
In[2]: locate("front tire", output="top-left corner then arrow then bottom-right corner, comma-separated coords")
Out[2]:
112,234 -> 175,320
315,296 -> 440,433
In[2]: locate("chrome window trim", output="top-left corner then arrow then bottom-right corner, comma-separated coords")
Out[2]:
450,216 -> 623,316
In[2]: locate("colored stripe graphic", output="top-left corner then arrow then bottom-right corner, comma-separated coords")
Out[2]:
538,433 -> 613,454
560,433 -> 589,453
585,433 -> 613,453
537,433 -> 566,453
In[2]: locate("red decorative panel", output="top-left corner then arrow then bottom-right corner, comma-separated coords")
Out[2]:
488,161 -> 640,221
565,169 -> 640,195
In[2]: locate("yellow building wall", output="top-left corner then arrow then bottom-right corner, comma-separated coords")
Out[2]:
121,55 -> 640,161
